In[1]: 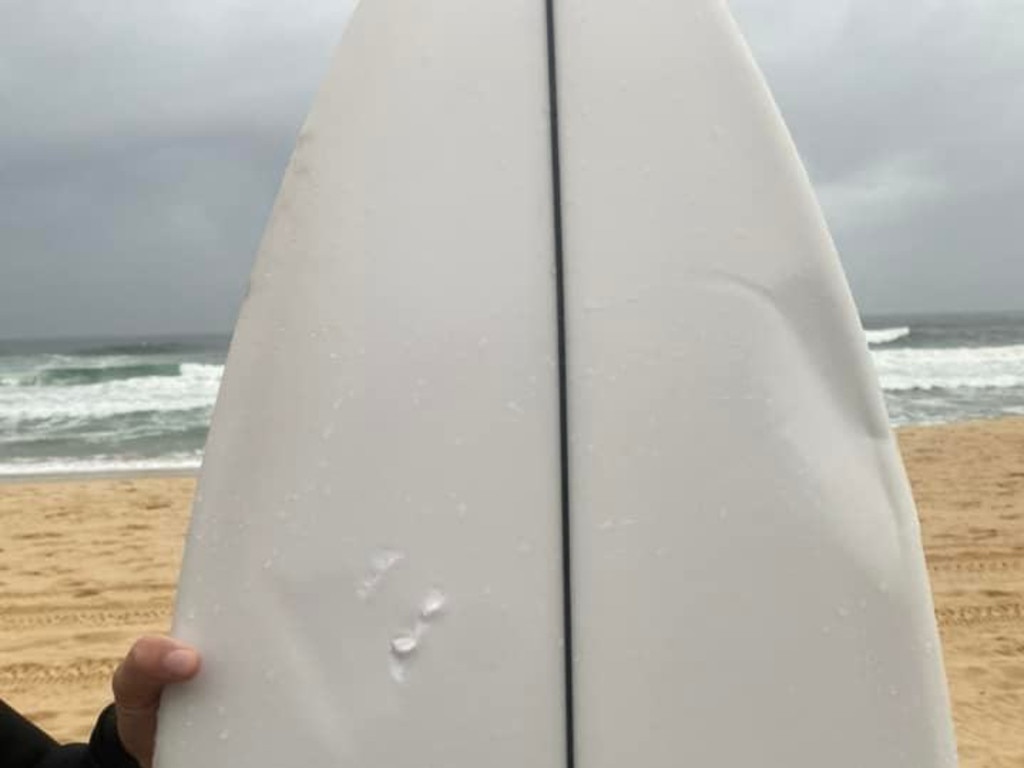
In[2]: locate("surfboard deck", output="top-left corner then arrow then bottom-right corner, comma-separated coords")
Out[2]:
155,1 -> 957,766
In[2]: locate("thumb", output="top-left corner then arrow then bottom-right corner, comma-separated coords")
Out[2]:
112,636 -> 200,768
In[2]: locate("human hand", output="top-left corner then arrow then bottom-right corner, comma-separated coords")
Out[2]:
111,635 -> 200,768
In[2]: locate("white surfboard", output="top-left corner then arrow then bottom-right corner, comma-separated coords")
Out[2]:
156,1 -> 957,767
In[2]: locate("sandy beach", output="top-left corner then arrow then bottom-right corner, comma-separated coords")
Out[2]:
1,420 -> 1022,766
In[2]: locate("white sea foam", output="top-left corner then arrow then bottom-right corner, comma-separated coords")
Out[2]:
0,344 -> 223,475
872,344 -> 1024,392
0,362 -> 222,423
864,326 -> 911,346
0,452 -> 202,477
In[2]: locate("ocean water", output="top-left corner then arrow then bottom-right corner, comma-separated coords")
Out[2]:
0,336 -> 227,476
865,313 -> 1024,427
1,313 -> 1022,476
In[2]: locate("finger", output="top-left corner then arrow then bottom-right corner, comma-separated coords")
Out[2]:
112,635 -> 201,712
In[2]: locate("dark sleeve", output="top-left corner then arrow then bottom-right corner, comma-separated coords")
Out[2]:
1,700 -> 139,768
86,706 -> 139,768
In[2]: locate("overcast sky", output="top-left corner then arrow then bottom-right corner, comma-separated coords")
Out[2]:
1,0 -> 1021,340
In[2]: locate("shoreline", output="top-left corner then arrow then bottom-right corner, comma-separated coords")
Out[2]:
0,467 -> 200,485
2,415 -> 1022,486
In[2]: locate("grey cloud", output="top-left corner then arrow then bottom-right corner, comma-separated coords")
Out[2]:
1,0 -> 352,338
1,0 -> 352,147
2,0 -> 1021,339
1,133 -> 292,336
731,0 -> 1024,313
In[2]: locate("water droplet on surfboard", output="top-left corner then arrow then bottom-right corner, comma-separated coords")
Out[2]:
391,634 -> 418,657
420,589 -> 447,620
